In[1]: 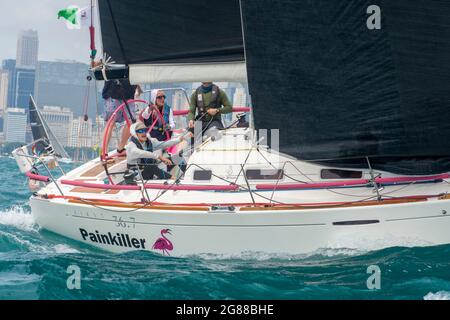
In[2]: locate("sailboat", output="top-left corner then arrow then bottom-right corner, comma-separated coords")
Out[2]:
28,96 -> 72,164
11,0 -> 450,256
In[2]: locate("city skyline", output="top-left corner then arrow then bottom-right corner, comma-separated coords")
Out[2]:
0,2 -> 250,145
0,1 -> 100,64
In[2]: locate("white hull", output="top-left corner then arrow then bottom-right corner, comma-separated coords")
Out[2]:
18,127 -> 450,256
31,195 -> 450,256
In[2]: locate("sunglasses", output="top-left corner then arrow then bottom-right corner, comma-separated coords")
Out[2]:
156,95 -> 166,100
136,128 -> 147,134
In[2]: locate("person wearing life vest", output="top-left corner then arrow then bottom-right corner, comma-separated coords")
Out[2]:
188,82 -> 232,131
140,89 -> 175,142
125,122 -> 191,181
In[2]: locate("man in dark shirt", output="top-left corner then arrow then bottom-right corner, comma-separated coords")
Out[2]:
188,82 -> 232,131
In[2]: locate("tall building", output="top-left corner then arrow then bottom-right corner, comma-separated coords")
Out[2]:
69,117 -> 93,148
35,61 -> 99,118
1,59 -> 35,111
40,106 -> 74,147
232,88 -> 247,108
5,108 -> 27,143
91,116 -> 105,148
0,116 -> 4,137
0,70 -> 9,112
15,68 -> 35,109
171,90 -> 189,129
90,116 -> 120,151
2,59 -> 16,108
172,90 -> 189,111
232,87 -> 248,123
16,30 -> 39,69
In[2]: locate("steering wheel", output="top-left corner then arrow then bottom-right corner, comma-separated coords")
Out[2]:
145,104 -> 171,142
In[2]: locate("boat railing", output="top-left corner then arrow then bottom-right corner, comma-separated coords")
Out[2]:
142,87 -> 191,106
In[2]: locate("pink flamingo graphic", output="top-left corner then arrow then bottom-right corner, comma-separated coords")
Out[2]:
152,229 -> 173,255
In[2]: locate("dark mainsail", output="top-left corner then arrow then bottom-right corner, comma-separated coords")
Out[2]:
29,96 -> 54,157
97,0 -> 244,65
241,0 -> 450,174
29,96 -> 70,160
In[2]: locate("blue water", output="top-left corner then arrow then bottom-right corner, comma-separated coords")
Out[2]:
1,157 -> 450,300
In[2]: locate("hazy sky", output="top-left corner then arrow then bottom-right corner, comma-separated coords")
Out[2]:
0,1 -> 101,63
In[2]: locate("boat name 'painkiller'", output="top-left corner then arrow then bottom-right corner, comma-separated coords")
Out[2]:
79,228 -> 146,249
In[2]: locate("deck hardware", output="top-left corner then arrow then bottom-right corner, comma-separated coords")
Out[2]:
366,157 -> 382,201
209,206 -> 236,213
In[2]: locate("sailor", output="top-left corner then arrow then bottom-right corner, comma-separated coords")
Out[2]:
102,79 -> 143,155
125,122 -> 191,182
139,89 -> 175,141
32,140 -> 57,169
188,82 -> 232,131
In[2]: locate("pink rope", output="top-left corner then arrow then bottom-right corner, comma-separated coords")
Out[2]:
172,107 -> 251,116
61,180 -> 140,190
256,173 -> 450,190
61,179 -> 237,191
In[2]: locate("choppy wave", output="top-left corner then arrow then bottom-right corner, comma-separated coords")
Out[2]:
424,291 -> 450,300
187,247 -> 368,262
0,206 -> 36,232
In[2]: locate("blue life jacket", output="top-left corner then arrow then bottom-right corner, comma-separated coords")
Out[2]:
158,103 -> 171,129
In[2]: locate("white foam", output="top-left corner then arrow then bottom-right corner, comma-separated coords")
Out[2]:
424,291 -> 450,300
53,244 -> 80,254
181,232 -> 437,261
185,247 -> 366,261
0,230 -> 81,255
0,271 -> 41,286
0,230 -> 45,252
325,232 -> 432,252
305,247 -> 367,258
0,206 -> 36,232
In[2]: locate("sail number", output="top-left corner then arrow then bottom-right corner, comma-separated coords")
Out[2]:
112,216 -> 136,229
